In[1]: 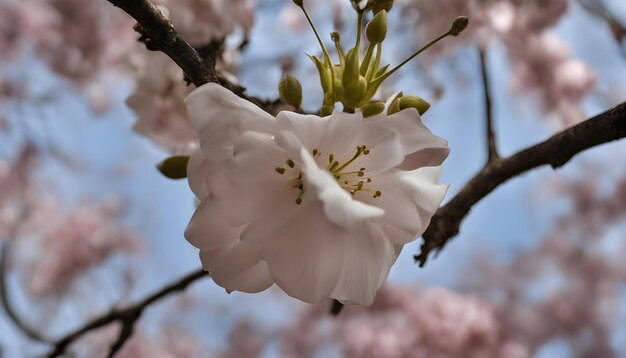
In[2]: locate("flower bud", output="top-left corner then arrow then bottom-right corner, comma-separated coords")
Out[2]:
343,48 -> 360,87
157,155 -> 189,179
386,92 -> 403,115
366,10 -> 387,44
360,102 -> 385,118
449,16 -> 469,36
343,76 -> 368,108
399,95 -> 431,115
279,74 -> 303,108
371,0 -> 393,14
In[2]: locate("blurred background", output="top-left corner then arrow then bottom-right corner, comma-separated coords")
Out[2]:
1,0 -> 626,356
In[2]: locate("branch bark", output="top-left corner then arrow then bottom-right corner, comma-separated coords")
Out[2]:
416,102 -> 626,266
106,0 -> 218,86
45,269 -> 208,358
479,46 -> 499,162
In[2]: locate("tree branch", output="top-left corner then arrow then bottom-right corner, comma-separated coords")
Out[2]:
416,102 -> 626,266
45,269 -> 208,358
106,0 -> 218,86
479,46 -> 499,162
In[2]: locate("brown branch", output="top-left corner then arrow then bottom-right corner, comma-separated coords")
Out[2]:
416,102 -> 626,266
45,269 -> 208,358
479,46 -> 499,162
106,0 -> 218,86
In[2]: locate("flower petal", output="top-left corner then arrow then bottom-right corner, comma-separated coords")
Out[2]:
185,83 -> 276,164
187,148 -> 209,199
330,222 -> 399,306
200,244 -> 274,293
368,108 -> 449,169
216,132 -> 295,226
185,199 -> 242,251
259,200 -> 347,304
300,148 -> 384,229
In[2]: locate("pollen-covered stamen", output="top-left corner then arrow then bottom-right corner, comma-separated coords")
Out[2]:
327,145 -> 382,198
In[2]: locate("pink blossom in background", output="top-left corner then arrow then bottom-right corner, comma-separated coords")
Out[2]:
17,198 -> 139,296
403,0 -> 596,125
39,0 -> 136,84
126,51 -> 198,154
281,284 -> 530,358
73,323 -> 204,358
156,0 -> 255,46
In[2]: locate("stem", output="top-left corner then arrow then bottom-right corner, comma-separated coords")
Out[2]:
378,31 -> 452,82
299,6 -> 333,69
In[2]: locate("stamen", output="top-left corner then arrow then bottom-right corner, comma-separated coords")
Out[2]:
275,167 -> 286,174
287,159 -> 295,168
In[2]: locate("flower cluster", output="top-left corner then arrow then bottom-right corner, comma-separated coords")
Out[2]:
281,284 -> 530,357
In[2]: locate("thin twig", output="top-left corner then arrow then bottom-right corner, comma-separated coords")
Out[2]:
479,46 -> 499,162
0,242 -> 51,343
416,102 -> 626,266
45,269 -> 208,357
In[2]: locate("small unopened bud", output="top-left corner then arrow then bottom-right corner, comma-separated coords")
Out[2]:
157,155 -> 189,179
386,92 -> 403,116
399,95 -> 431,115
449,16 -> 469,36
371,0 -> 393,14
366,10 -> 387,44
330,31 -> 340,43
343,76 -> 368,108
292,0 -> 304,7
360,102 -> 385,118
279,74 -> 303,108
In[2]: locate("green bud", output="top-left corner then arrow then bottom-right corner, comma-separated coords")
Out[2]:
279,74 -> 303,108
366,10 -> 387,44
360,102 -> 385,118
399,95 -> 431,115
386,92 -> 403,116
157,155 -> 189,180
343,48 -> 360,87
449,16 -> 469,36
371,0 -> 393,14
343,76 -> 368,108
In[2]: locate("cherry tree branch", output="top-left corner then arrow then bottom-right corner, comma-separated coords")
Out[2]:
45,269 -> 208,358
106,0 -> 217,86
416,101 -> 626,266
479,46 -> 499,162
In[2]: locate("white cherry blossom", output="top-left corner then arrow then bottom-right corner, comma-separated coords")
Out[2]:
184,83 -> 449,306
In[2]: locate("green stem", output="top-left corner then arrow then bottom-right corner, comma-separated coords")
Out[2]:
378,31 -> 452,82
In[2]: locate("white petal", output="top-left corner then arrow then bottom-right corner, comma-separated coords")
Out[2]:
300,148 -> 384,229
275,111 -> 326,158
185,83 -> 274,131
350,124 -> 404,175
200,244 -> 274,293
216,132 -> 294,226
187,148 -> 209,199
185,83 -> 276,164
185,199 -> 242,251
367,108 -> 449,169
396,166 -> 449,236
330,222 -> 399,306
259,200 -> 347,304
